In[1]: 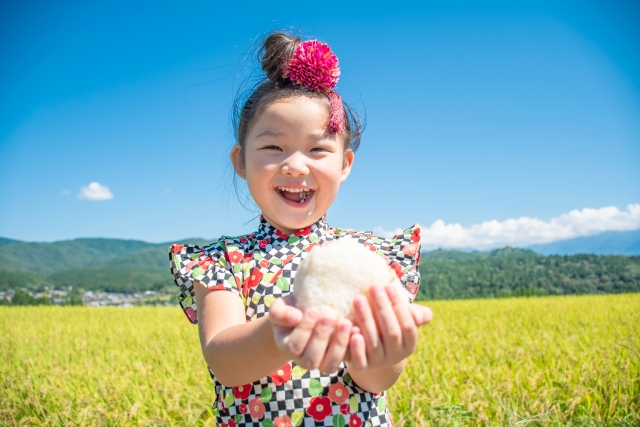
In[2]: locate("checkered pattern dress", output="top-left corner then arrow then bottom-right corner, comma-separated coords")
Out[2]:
169,216 -> 421,427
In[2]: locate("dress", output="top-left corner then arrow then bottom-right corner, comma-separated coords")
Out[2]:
169,216 -> 421,427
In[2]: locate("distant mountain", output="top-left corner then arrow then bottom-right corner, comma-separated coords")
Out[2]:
6,229 -> 636,277
2,234 -> 639,298
423,247 -> 539,261
0,237 -> 21,247
422,249 -> 480,261
106,239 -> 217,269
105,246 -> 168,269
0,238 -> 156,276
527,229 -> 640,256
0,269 -> 47,290
418,251 -> 640,300
0,236 -> 219,292
48,267 -> 172,293
488,247 -> 539,258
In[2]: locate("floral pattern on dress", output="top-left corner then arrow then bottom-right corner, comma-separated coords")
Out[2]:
170,216 -> 421,427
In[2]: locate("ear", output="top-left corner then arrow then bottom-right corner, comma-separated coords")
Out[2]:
230,144 -> 246,179
340,149 -> 354,182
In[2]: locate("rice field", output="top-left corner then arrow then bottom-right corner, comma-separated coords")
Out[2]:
1,294 -> 638,426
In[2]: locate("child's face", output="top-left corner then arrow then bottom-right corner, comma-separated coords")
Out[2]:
232,96 -> 354,235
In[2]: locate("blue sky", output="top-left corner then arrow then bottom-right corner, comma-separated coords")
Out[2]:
1,0 -> 639,247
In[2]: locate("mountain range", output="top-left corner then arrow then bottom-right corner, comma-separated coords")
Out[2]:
527,229 -> 640,256
0,229 -> 638,296
0,237 -> 210,293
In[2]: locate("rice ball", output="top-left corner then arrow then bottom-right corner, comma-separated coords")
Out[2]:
293,238 -> 404,320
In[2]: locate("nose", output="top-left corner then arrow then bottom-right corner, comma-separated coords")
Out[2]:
281,151 -> 310,176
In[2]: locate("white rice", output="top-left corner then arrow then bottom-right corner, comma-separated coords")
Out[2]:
293,238 -> 403,320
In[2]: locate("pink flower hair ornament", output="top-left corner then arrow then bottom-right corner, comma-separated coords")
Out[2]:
282,40 -> 346,134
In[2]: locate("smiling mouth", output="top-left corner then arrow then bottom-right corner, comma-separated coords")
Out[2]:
277,186 -> 314,204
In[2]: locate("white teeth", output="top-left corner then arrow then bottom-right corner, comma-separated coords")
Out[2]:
277,186 -> 309,193
277,186 -> 311,203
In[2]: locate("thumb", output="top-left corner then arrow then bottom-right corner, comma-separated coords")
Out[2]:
409,304 -> 433,326
269,298 -> 303,327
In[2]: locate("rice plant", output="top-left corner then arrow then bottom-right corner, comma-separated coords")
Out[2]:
1,294 -> 638,426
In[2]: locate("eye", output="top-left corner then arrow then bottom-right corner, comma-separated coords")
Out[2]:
261,145 -> 283,151
311,146 -> 331,153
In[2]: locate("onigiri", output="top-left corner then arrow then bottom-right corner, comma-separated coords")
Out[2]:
293,238 -> 404,320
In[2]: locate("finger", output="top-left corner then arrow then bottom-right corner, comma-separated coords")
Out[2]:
409,304 -> 434,326
353,295 -> 384,362
344,325 -> 359,363
385,285 -> 417,351
347,333 -> 368,371
300,314 -> 335,370
353,295 -> 378,347
269,298 -> 303,327
319,319 -> 352,374
370,285 -> 402,349
281,308 -> 320,357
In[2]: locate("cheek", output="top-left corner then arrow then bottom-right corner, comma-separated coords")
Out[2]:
245,157 -> 275,180
317,167 -> 344,194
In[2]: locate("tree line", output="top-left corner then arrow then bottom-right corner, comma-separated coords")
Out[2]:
2,251 -> 639,305
417,253 -> 640,300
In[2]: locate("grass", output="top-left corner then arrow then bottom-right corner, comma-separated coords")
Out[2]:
0,306 -> 210,425
1,294 -> 638,426
390,294 -> 640,426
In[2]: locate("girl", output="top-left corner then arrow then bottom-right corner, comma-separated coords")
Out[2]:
170,32 -> 433,427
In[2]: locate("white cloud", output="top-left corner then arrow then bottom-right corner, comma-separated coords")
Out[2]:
373,226 -> 405,239
78,182 -> 114,201
61,189 -> 71,195
375,204 -> 640,250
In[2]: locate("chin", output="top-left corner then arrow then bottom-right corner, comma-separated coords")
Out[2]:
278,211 -> 318,229
284,216 -> 315,230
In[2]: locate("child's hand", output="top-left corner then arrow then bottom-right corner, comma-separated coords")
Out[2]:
269,296 -> 352,374
347,284 -> 433,372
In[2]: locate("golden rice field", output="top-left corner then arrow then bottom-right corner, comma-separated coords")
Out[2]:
1,294 -> 638,426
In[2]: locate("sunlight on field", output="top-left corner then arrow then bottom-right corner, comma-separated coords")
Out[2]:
390,295 -> 640,426
1,294 -> 639,426
0,306 -> 210,425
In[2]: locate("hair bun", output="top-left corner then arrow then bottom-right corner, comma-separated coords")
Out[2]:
261,32 -> 301,84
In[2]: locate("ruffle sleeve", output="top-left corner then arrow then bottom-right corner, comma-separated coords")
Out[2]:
384,224 -> 421,301
339,224 -> 422,301
169,241 -> 241,324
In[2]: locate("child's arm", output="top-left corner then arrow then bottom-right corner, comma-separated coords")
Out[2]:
345,284 -> 433,393
194,283 -> 352,387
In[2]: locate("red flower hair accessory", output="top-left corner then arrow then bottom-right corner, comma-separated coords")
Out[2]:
283,40 -> 340,92
283,40 -> 345,134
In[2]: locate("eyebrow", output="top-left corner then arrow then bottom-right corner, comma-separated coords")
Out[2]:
253,129 -> 335,141
253,129 -> 283,139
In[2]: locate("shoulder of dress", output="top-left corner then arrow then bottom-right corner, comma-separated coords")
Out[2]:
333,223 -> 421,244
216,232 -> 259,253
168,235 -> 246,274
168,230 -> 260,255
169,237 -> 220,253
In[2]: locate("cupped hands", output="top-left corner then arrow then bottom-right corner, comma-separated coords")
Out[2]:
269,295 -> 352,374
348,284 -> 433,372
268,287 -> 433,375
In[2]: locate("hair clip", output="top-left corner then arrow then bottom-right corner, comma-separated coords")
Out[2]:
282,40 -> 345,133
